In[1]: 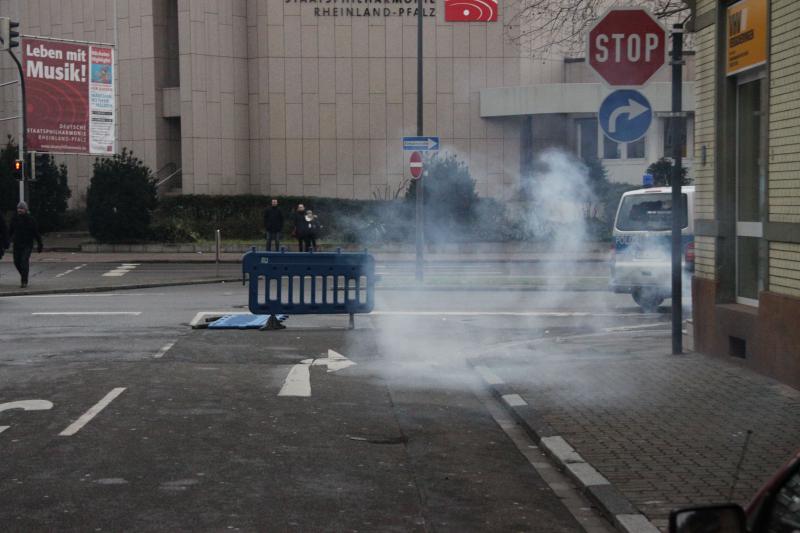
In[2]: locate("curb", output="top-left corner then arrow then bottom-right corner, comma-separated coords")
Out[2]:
471,363 -> 660,533
0,278 -> 241,297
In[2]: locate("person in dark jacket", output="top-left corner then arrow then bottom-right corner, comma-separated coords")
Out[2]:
263,198 -> 284,251
292,204 -> 307,251
9,201 -> 43,288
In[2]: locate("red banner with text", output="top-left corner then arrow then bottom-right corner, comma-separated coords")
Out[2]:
23,37 -> 115,155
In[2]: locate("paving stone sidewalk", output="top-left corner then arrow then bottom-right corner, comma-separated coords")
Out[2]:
476,330 -> 800,532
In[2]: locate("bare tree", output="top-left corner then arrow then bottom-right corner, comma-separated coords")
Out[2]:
508,0 -> 691,59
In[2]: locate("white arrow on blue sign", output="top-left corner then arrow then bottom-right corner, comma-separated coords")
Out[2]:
599,90 -> 653,144
403,136 -> 439,151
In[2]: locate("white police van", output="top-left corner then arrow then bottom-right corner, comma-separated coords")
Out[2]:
609,186 -> 695,311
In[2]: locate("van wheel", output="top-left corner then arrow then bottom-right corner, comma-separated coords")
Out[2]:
632,289 -> 663,312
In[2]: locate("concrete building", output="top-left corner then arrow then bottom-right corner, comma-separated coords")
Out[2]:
0,0 -> 693,206
691,0 -> 800,388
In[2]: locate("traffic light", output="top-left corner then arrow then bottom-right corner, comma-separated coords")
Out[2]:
0,18 -> 19,51
33,153 -> 48,181
13,158 -> 22,180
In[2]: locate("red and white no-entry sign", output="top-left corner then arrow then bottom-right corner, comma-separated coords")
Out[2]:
587,8 -> 667,86
409,151 -> 423,179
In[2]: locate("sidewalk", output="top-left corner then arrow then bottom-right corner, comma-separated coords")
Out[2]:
472,330 -> 800,532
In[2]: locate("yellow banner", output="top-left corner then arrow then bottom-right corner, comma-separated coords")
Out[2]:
726,0 -> 767,76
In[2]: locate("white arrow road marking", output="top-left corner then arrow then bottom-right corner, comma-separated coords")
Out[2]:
608,99 -> 649,133
0,400 -> 54,414
59,388 -> 126,436
0,400 -> 54,436
278,350 -> 355,397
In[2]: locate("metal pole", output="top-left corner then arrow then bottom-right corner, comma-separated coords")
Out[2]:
215,229 -> 221,277
7,48 -> 25,204
670,24 -> 684,355
414,0 -> 424,283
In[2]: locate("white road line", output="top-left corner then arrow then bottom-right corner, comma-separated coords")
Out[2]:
154,341 -> 176,359
32,312 -> 142,316
0,426 -> 9,434
370,310 -> 643,318
278,362 -> 312,397
59,388 -> 126,437
474,365 -> 505,386
102,263 -> 140,277
55,263 -> 88,278
502,394 -> 527,407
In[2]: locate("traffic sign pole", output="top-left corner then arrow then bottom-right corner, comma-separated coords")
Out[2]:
671,24 -> 684,355
415,0 -> 424,284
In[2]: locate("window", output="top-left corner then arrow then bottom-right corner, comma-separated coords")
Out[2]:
603,135 -> 621,159
763,469 -> 800,533
577,119 -> 598,160
616,193 -> 689,232
627,137 -> 646,159
663,119 -> 688,158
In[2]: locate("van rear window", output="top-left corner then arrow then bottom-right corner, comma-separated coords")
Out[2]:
616,193 -> 688,231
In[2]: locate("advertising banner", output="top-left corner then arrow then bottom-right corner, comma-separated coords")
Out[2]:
22,37 -> 115,155
726,0 -> 767,76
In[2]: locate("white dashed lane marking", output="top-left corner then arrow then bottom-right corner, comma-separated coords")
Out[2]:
55,263 -> 88,278
59,388 -> 126,437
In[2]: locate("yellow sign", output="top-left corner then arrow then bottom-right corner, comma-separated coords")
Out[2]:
726,0 -> 767,76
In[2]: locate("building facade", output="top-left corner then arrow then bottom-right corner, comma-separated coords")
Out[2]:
692,0 -> 800,387
0,0 -> 696,207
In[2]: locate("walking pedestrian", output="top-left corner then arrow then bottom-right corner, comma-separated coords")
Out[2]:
9,202 -> 43,288
303,210 -> 322,252
292,204 -> 307,251
263,198 -> 284,251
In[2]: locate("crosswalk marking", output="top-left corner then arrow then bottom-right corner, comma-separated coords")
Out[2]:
102,263 -> 140,277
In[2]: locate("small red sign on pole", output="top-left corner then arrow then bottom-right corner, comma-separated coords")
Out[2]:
409,151 -> 423,179
587,8 -> 667,87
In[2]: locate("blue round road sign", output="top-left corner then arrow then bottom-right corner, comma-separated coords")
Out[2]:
598,89 -> 653,143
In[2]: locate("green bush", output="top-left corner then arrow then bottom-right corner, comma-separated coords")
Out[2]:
152,195 -> 415,244
29,154 -> 71,233
0,139 -> 71,232
405,153 -> 481,242
647,157 -> 691,186
86,149 -> 157,243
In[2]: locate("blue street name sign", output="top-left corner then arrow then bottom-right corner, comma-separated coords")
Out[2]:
598,89 -> 653,144
403,136 -> 440,151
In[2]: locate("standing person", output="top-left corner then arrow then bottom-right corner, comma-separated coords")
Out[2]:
263,198 -> 284,251
303,210 -> 322,252
292,203 -> 307,251
9,202 -> 43,288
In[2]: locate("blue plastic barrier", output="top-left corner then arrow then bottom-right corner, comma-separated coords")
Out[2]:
242,248 -> 375,328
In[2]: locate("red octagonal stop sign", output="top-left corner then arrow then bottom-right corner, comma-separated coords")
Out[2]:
587,8 -> 667,87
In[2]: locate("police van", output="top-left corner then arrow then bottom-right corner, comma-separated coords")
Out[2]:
609,186 -> 695,311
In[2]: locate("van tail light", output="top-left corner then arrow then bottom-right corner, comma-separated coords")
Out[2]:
685,241 -> 695,264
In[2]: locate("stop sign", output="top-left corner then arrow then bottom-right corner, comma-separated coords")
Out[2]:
587,9 -> 667,86
409,151 -> 423,179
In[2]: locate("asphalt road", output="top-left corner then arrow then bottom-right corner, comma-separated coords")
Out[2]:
0,282 -> 666,531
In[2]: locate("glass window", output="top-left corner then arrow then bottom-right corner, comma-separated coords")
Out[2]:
737,80 -> 762,222
577,119 -> 598,160
616,193 -> 689,231
663,119 -> 688,158
763,469 -> 800,533
603,135 -> 621,159
627,137 -> 646,159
